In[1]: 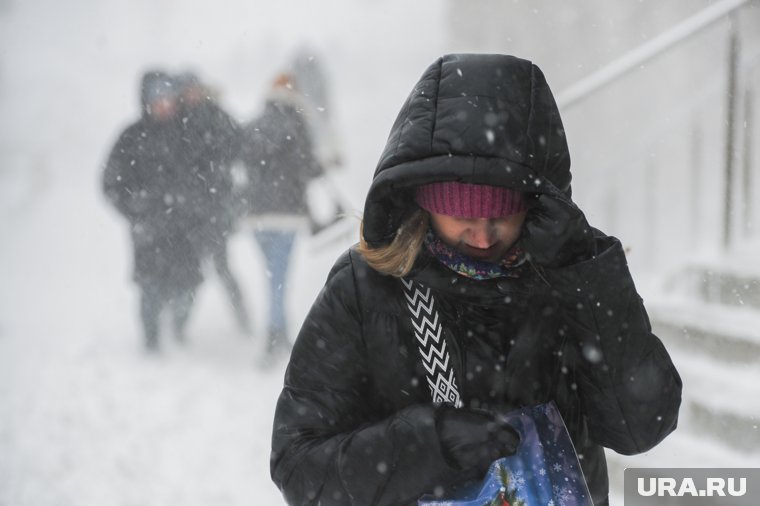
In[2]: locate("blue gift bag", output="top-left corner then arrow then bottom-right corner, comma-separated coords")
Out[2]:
419,402 -> 593,506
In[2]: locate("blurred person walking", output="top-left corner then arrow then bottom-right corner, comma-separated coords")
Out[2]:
239,72 -> 324,358
175,72 -> 252,337
102,71 -> 202,351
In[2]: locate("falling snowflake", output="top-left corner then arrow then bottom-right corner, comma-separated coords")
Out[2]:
547,501 -> 555,506
539,468 -> 547,476
552,463 -> 563,473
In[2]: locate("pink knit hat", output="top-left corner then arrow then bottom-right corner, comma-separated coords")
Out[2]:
415,181 -> 527,218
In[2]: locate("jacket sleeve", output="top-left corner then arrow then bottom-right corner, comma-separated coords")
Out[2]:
292,112 -> 324,180
238,122 -> 264,181
545,232 -> 682,455
210,106 -> 242,168
271,252 -> 460,505
102,132 -> 143,220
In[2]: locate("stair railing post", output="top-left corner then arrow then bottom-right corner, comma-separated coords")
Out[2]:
690,120 -> 703,250
723,18 -> 740,249
743,88 -> 754,237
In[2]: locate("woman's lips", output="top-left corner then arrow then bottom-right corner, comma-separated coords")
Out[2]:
463,243 -> 499,259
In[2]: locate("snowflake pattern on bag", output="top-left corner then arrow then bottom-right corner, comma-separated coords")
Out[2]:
418,403 -> 593,506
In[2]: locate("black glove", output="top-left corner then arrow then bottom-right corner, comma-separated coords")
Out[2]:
519,191 -> 596,268
436,407 -> 520,476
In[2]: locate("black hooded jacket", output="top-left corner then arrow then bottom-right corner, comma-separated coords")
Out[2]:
102,71 -> 202,291
103,72 -> 183,225
271,54 -> 682,505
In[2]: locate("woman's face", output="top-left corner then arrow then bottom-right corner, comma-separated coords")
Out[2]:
429,211 -> 528,263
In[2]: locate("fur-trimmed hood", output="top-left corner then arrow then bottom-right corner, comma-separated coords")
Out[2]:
363,54 -> 571,246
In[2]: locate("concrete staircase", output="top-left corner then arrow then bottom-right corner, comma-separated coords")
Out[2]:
605,259 -> 760,502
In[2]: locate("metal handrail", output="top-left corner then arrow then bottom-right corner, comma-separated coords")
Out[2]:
557,0 -> 758,253
556,0 -> 751,110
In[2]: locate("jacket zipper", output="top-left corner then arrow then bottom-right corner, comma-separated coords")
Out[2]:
449,303 -> 467,407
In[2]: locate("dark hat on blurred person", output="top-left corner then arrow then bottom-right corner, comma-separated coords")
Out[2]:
175,71 -> 207,106
176,71 -> 205,95
175,71 -> 200,89
140,70 -> 178,120
140,70 -> 177,106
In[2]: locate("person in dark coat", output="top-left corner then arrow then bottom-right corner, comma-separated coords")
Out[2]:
270,54 -> 682,505
239,72 -> 324,355
103,70 -> 203,351
174,72 -> 252,336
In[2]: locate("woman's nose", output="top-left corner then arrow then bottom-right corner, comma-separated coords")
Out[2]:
468,220 -> 494,247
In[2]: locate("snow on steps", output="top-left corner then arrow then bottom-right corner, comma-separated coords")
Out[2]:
671,349 -> 760,452
647,297 -> 760,363
664,261 -> 760,312
645,296 -> 760,453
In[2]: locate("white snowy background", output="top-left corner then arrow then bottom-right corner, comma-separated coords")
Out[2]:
1,1 -> 758,505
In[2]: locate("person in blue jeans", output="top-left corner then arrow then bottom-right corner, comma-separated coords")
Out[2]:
253,229 -> 296,349
240,72 -> 324,356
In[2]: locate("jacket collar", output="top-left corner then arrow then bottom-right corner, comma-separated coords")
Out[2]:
407,248 -> 536,306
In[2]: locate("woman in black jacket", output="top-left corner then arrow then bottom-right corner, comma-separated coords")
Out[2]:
270,54 -> 682,505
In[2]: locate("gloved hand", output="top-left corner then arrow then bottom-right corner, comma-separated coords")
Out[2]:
436,407 -> 520,476
519,191 -> 596,268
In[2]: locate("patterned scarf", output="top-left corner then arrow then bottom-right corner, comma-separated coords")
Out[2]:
424,230 -> 526,280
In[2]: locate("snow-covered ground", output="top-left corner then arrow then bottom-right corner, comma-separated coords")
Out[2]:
0,174 -> 318,505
